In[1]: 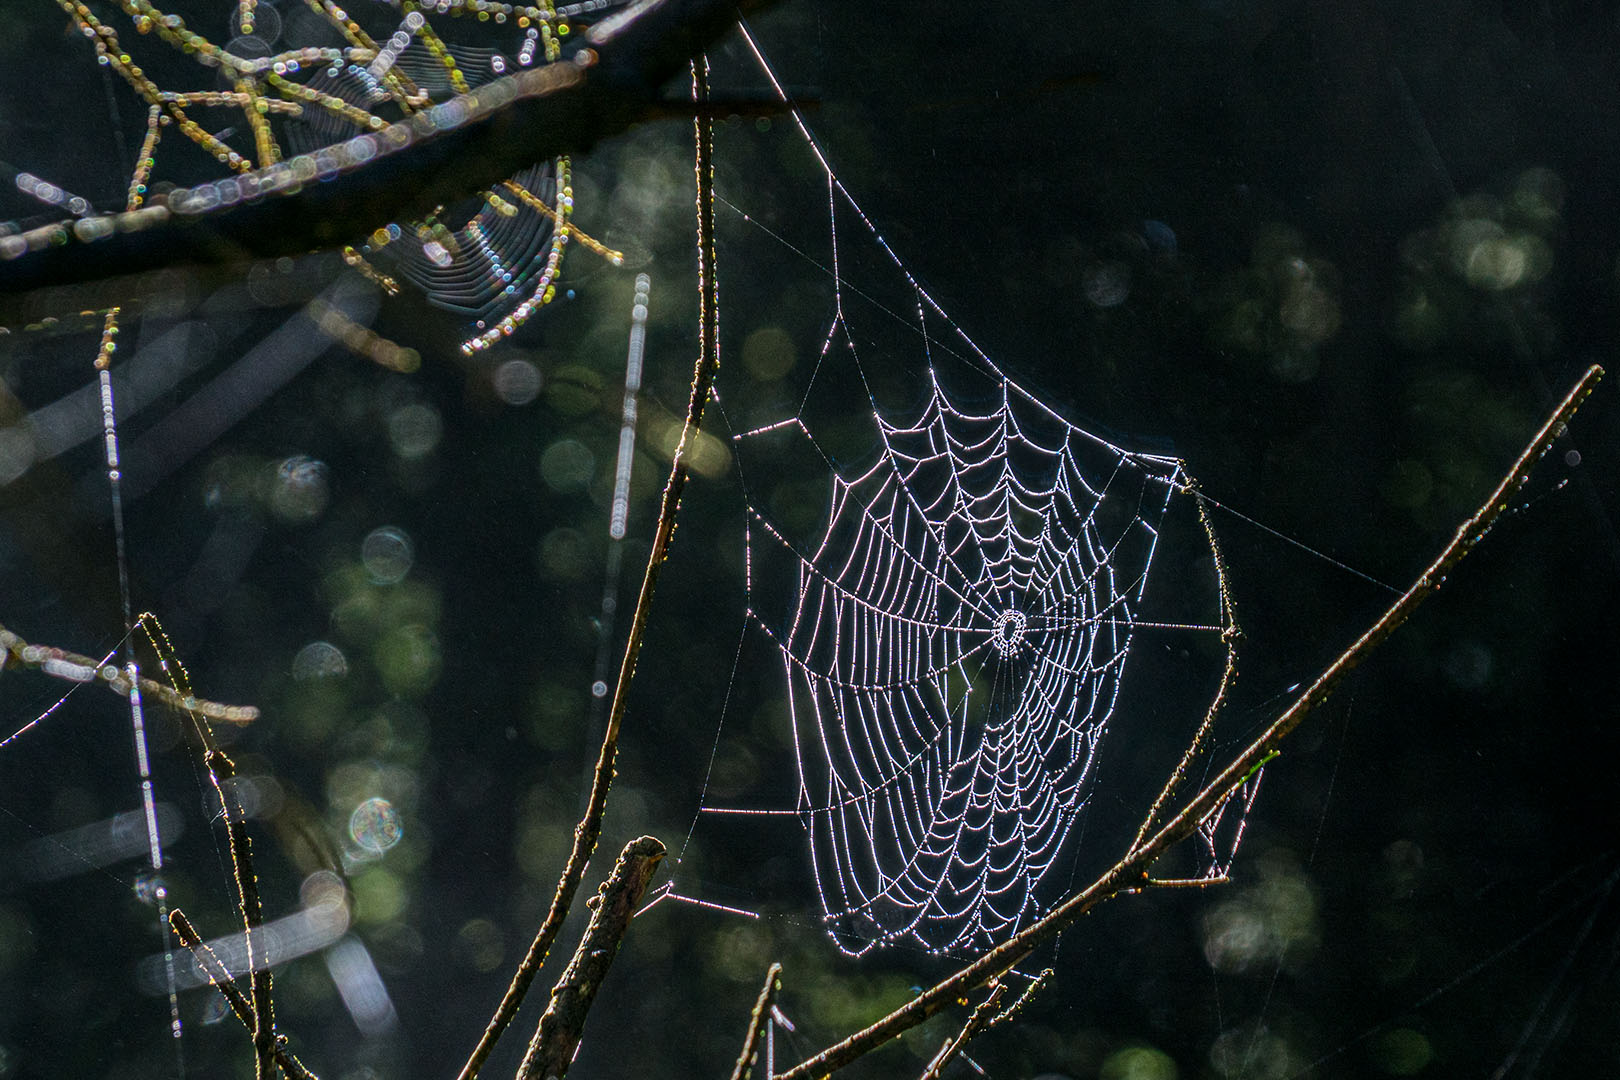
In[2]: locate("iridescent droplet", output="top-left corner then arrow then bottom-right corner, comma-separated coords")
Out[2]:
349,797 -> 402,855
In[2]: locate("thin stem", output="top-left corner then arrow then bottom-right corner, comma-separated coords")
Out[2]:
168,909 -> 321,1080
919,982 -> 1005,1080
776,363 -> 1604,1080
730,963 -> 784,1080
453,53 -> 725,1080
1131,483 -> 1240,854
205,748 -> 276,1079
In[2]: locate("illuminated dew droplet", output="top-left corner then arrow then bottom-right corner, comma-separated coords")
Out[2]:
362,526 -> 415,584
422,240 -> 454,268
134,870 -> 167,905
349,797 -> 402,855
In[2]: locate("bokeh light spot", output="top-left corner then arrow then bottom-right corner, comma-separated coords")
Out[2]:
349,797 -> 402,855
362,526 -> 415,584
271,455 -> 329,522
540,438 -> 595,492
1371,1028 -> 1433,1075
742,326 -> 796,381
293,640 -> 348,680
1101,1046 -> 1177,1080
456,918 -> 505,973
492,358 -> 543,405
1083,260 -> 1132,307
387,402 -> 442,459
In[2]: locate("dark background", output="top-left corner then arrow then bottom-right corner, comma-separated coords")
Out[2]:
2,2 -> 1618,1079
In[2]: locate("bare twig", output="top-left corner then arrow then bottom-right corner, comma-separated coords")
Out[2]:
1130,488 -> 1239,853
0,621 -> 259,724
168,909 -> 320,1080
515,836 -> 667,1080
204,748 -> 277,1079
730,963 -> 784,1080
454,55 -> 725,1080
984,968 -> 1053,1032
776,363 -> 1604,1080
919,981 -> 1005,1080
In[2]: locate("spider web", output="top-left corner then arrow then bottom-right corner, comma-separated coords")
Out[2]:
681,28 -> 1250,957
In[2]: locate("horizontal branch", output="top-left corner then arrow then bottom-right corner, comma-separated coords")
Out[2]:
777,363 -> 1604,1080
0,620 -> 259,724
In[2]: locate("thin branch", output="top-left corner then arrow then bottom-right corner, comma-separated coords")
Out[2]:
984,968 -> 1053,1032
205,748 -> 277,1080
0,621 -> 259,724
776,363 -> 1604,1080
453,55 -> 725,1080
919,981 -> 1005,1080
1130,485 -> 1239,853
168,909 -> 320,1080
515,836 -> 667,1080
730,963 -> 784,1080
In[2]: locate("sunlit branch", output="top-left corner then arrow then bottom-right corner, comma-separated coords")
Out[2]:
168,909 -> 321,1080
0,621 -> 260,724
919,981 -> 1005,1080
729,963 -> 783,1080
203,747 -> 278,1080
776,363 -> 1604,1080
452,52 -> 725,1080
515,836 -> 667,1080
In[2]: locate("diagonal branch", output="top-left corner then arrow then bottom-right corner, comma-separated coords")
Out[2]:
453,53 -> 726,1080
775,363 -> 1604,1080
168,908 -> 320,1080
730,963 -> 784,1080
515,836 -> 667,1080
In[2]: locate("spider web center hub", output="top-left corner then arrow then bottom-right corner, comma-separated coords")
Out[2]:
991,609 -> 1028,657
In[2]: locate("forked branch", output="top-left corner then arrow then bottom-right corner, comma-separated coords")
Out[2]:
776,363 -> 1604,1080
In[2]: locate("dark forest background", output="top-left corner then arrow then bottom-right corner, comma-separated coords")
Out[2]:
2,2 -> 1618,1079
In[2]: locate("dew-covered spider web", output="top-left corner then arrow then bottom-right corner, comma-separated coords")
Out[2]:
667,27 -> 1254,958
7,0 -> 636,352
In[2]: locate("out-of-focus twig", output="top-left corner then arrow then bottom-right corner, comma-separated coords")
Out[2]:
0,621 -> 259,724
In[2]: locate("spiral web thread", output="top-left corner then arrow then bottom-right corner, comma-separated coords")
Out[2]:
668,25 -> 1251,958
